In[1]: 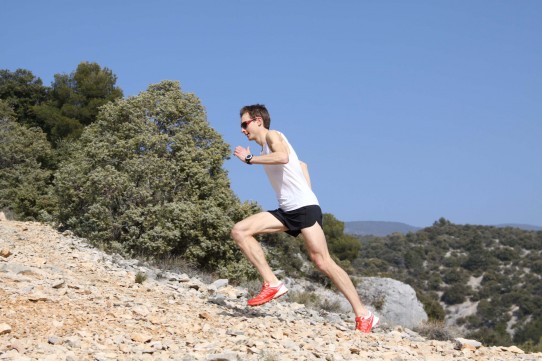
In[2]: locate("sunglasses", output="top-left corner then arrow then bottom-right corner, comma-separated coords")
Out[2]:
241,117 -> 260,130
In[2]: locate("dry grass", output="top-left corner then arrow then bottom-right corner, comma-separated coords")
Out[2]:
149,254 -> 215,284
287,290 -> 344,313
135,271 -> 147,284
414,320 -> 461,341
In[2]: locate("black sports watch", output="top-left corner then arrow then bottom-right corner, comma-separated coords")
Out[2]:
245,154 -> 253,164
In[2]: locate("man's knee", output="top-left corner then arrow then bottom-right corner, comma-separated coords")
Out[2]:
311,254 -> 334,274
231,222 -> 248,244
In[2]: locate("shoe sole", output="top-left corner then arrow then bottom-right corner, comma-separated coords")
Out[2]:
247,285 -> 288,307
372,316 -> 380,330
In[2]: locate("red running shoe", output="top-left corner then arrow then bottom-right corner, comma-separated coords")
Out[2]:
247,282 -> 288,306
355,312 -> 380,333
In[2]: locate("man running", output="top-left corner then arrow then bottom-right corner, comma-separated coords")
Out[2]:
231,104 -> 378,332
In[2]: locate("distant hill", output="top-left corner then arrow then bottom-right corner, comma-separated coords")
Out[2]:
495,223 -> 542,231
345,221 -> 421,236
344,221 -> 542,236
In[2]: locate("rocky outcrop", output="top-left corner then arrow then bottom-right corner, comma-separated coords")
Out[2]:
283,276 -> 428,331
357,277 -> 428,329
1,219 -> 539,360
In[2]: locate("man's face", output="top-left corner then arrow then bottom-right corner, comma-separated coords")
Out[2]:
240,113 -> 259,139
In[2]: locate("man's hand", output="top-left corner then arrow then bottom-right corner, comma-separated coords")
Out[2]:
234,146 -> 251,163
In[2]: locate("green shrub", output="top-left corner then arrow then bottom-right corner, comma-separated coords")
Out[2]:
54,81 -> 257,278
427,274 -> 443,291
443,269 -> 464,285
519,338 -> 542,353
441,284 -> 469,305
323,213 -> 361,262
0,101 -> 57,220
417,291 -> 445,321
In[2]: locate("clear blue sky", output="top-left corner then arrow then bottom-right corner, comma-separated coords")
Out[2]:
2,1 -> 541,227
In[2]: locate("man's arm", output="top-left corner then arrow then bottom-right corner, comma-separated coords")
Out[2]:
299,161 -> 312,189
234,131 -> 289,165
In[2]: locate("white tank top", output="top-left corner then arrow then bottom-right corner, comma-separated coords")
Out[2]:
262,131 -> 319,211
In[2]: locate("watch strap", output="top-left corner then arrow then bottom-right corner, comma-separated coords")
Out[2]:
245,154 -> 253,164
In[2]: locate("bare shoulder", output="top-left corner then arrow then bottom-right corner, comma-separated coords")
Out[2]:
266,130 -> 283,143
266,130 -> 289,153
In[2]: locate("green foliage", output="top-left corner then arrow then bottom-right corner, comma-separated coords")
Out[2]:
1,64 -> 122,146
0,99 -> 16,120
1,63 -> 124,219
531,260 -> 542,274
32,103 -> 84,144
514,316 -> 542,345
417,291 -> 446,321
0,69 -> 47,126
0,100 -> 56,220
442,268 -> 468,285
441,284 -> 469,305
427,273 -> 443,291
33,62 -> 123,145
329,235 -> 361,262
323,213 -> 360,262
467,326 -> 512,347
351,219 -> 542,347
323,213 -> 344,239
519,337 -> 542,353
404,248 -> 423,269
51,62 -> 123,126
54,80 -> 254,279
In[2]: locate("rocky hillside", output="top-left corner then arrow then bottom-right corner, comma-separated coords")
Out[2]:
0,219 -> 538,361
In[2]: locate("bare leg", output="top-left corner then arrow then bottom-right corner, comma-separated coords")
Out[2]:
231,212 -> 287,284
301,223 -> 369,317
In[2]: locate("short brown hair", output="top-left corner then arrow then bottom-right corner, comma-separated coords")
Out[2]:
240,104 -> 271,129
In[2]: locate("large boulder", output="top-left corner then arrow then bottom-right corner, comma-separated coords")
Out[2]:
284,275 -> 427,329
357,277 -> 427,329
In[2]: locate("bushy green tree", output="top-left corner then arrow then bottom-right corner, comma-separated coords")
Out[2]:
33,62 -> 123,145
404,247 -> 424,272
54,80 -> 254,278
416,291 -> 445,321
323,213 -> 361,262
443,268 -> 467,285
0,100 -> 56,219
0,69 -> 47,126
441,283 -> 469,305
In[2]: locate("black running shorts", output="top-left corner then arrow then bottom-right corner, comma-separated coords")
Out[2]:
268,205 -> 323,237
